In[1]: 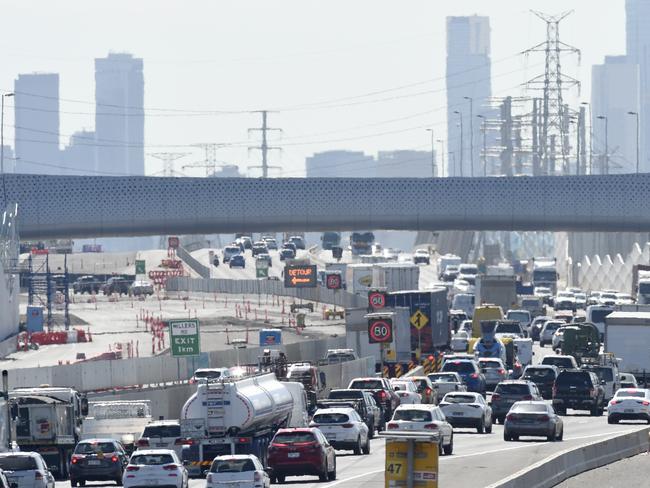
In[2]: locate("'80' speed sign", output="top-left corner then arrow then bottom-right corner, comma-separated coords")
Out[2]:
367,318 -> 393,344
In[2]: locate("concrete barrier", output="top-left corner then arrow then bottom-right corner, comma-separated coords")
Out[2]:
487,427 -> 650,488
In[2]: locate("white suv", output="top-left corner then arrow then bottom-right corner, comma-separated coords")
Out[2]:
309,407 -> 370,455
387,405 -> 454,455
206,455 -> 270,488
0,453 -> 55,488
123,450 -> 187,488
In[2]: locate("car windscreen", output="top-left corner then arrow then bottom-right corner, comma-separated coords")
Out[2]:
495,323 -> 521,334
494,384 -> 530,395
130,454 -> 175,466
272,432 -> 315,444
393,409 -> 432,422
313,413 -> 349,424
614,390 -> 645,398
523,369 -> 555,380
429,374 -> 459,383
442,362 -> 475,374
512,403 -> 548,413
329,390 -> 363,400
442,395 -> 476,404
211,458 -> 256,473
74,442 -> 117,454
142,425 -> 180,438
349,380 -> 383,390
0,456 -> 38,471
556,372 -> 591,386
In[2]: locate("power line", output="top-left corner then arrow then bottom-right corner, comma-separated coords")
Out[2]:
248,111 -> 282,177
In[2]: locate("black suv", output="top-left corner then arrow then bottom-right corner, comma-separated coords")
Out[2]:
101,276 -> 132,295
69,439 -> 129,486
323,389 -> 383,434
73,275 -> 102,294
521,365 -> 560,400
553,369 -> 605,416
347,377 -> 401,422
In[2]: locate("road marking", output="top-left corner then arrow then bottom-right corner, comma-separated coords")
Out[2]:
321,429 -> 632,487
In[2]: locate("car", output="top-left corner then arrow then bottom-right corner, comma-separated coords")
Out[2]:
206,454 -> 269,488
440,265 -> 459,282
450,330 -> 470,352
0,452 -> 55,488
282,241 -> 297,253
325,388 -> 382,435
587,291 -> 602,306
574,292 -> 587,309
490,380 -> 543,424
324,349 -> 358,364
136,421 -> 183,458
439,391 -> 493,433
478,358 -> 509,390
529,316 -> 551,341
413,249 -> 431,265
223,245 -> 241,263
552,369 -> 605,416
279,248 -> 295,261
518,296 -> 545,319
310,407 -> 370,454
129,280 -> 154,297
541,354 -> 578,370
102,276 -> 132,296
619,373 -> 639,389
521,365 -> 560,400
267,428 -> 336,483
389,379 -> 422,405
70,439 -> 129,487
539,320 -> 564,347
494,320 -> 525,340
505,309 -> 532,335
256,253 -> 272,268
615,292 -> 635,305
607,388 -> 650,424
263,238 -> 278,250
73,275 -> 102,294
122,449 -> 188,488
554,291 -> 576,312
387,405 -> 454,455
440,359 -> 487,396
238,236 -> 253,250
598,292 -> 618,307
289,236 -> 306,250
534,286 -> 553,304
229,254 -> 245,269
347,377 -> 400,421
551,326 -> 569,350
190,367 -> 232,384
251,242 -> 268,257
428,372 -> 468,397
458,263 -> 478,281
503,401 -> 563,442
406,376 -> 438,405
453,279 -> 474,295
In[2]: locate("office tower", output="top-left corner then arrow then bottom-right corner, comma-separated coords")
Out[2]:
14,73 -> 60,174
61,130 -> 97,175
95,53 -> 144,175
591,56 -> 640,174
375,150 -> 434,178
446,15 -> 492,177
305,150 -> 375,177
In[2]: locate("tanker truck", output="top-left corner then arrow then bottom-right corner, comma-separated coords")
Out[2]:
180,373 -> 308,476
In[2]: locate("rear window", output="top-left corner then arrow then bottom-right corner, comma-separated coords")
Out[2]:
443,395 -> 476,404
393,409 -> 432,422
512,403 -> 548,413
329,390 -> 363,400
556,372 -> 591,386
0,456 -> 38,471
211,458 -> 256,473
544,323 -> 562,331
507,312 -> 530,321
480,361 -> 502,369
587,367 -> 614,382
74,442 -> 117,454
273,432 -> 315,444
429,374 -> 459,383
523,369 -> 555,380
142,424 -> 180,438
313,413 -> 349,424
614,390 -> 645,398
442,361 -> 476,374
495,323 -> 521,334
130,454 -> 175,466
542,357 -> 574,368
392,383 -> 411,391
494,384 -> 530,395
349,380 -> 383,390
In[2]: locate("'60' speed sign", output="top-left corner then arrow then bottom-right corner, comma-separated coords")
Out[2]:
367,318 -> 393,344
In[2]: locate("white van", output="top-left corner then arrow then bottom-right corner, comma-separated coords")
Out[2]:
586,305 -> 614,340
451,294 -> 475,319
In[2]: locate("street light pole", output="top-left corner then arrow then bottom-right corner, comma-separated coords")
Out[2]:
0,93 -> 15,176
581,102 -> 592,174
425,129 -> 436,177
464,97 -> 474,177
477,114 -> 487,176
626,111 -> 640,174
436,139 -> 445,177
597,115 -> 608,174
453,110 -> 464,177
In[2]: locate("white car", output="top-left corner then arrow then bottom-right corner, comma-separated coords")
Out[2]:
615,293 -> 635,306
123,450 -> 188,488
505,309 -> 532,334
534,286 -> 553,303
494,321 -> 525,340
539,321 -> 564,347
137,421 -> 183,458
598,292 -> 618,307
453,279 -> 475,295
428,372 -> 468,397
551,326 -> 568,350
439,392 -> 493,434
387,405 -> 454,455
0,453 -> 55,488
619,373 -> 639,389
310,407 -> 370,454
450,331 -> 470,352
390,379 -> 422,404
206,455 -> 270,488
191,367 -> 232,383
574,292 -> 587,309
607,388 -> 650,424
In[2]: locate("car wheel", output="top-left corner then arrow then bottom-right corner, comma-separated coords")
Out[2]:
114,477 -> 123,486
70,481 -> 77,487
443,435 -> 453,455
608,416 -> 618,424
547,432 -> 556,442
503,432 -> 511,441
485,417 -> 493,434
79,481 -> 86,487
557,428 -> 564,441
512,434 -> 519,441
363,436 -> 371,455
328,459 -> 337,480
353,436 -> 362,455
556,407 -> 566,416
476,418 -> 485,434
590,407 -> 599,416
277,475 -> 286,483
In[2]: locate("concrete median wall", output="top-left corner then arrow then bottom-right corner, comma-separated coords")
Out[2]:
576,241 -> 650,292
488,427 -> 650,488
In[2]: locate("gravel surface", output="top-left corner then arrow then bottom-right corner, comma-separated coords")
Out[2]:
555,452 -> 650,487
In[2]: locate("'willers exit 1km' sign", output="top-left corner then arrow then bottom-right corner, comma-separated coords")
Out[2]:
168,319 -> 200,357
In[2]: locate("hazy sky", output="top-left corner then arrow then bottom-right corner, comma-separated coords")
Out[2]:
0,0 -> 626,177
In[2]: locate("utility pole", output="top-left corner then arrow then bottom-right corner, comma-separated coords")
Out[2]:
425,129 -> 436,177
453,111 -> 464,177
183,143 -> 230,177
436,139 -> 445,177
248,110 -> 282,177
500,97 -> 513,176
149,152 -> 190,177
464,97 -> 474,177
477,115 -> 488,176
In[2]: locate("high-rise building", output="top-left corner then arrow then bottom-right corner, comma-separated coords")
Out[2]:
591,56 -> 640,174
446,15 -> 492,177
626,0 -> 650,172
0,146 -> 14,173
14,73 -> 60,174
61,130 -> 97,175
95,53 -> 144,176
375,150 -> 434,178
305,150 -> 375,177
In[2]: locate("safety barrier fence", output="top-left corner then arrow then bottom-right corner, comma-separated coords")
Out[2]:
175,246 -> 211,279
166,276 -> 367,308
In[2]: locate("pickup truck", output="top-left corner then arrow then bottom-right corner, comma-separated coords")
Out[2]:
319,389 -> 382,436
552,369 -> 605,416
347,377 -> 400,422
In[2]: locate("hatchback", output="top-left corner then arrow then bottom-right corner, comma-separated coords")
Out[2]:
206,455 -> 269,488
310,407 -> 370,454
539,321 -> 564,347
0,453 -> 55,488
490,380 -> 543,424
439,392 -> 492,433
406,376 -> 438,404
503,401 -> 563,442
267,428 -> 336,483
70,439 -> 129,486
387,405 -> 454,455
122,450 -> 187,488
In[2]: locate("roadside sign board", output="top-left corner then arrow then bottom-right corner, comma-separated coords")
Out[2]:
368,290 -> 387,309
385,440 -> 407,487
410,309 -> 429,330
284,264 -> 317,288
368,317 -> 393,344
169,319 -> 200,357
135,259 -> 146,275
168,236 -> 180,249
325,273 -> 342,290
256,267 -> 269,278
385,439 -> 438,488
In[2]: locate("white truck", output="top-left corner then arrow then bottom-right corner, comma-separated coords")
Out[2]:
438,254 -> 462,276
179,373 -> 308,475
530,257 -> 558,295
475,275 -> 517,312
81,401 -> 152,452
604,311 -> 650,379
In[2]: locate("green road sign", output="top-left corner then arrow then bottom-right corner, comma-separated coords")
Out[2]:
135,259 -> 146,275
168,319 -> 200,357
256,267 -> 269,278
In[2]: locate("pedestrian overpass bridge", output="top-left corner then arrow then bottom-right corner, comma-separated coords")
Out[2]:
5,173 -> 648,239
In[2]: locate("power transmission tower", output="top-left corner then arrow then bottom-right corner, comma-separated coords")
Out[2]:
523,10 -> 580,175
149,152 -> 190,177
183,143 -> 230,176
248,110 -> 282,177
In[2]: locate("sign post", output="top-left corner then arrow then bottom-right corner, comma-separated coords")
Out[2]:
410,309 -> 429,360
367,313 -> 394,379
168,319 -> 200,357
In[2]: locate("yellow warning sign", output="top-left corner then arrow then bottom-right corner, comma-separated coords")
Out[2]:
410,309 -> 429,330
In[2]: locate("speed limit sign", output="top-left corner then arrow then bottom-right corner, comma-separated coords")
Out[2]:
367,318 -> 393,344
368,290 -> 387,309
325,273 -> 342,290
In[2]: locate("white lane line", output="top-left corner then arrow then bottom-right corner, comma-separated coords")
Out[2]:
321,429 -> 632,487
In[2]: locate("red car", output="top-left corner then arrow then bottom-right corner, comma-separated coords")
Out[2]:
267,428 -> 336,483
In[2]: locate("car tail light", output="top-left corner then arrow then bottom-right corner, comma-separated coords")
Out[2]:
424,424 -> 438,430
254,472 -> 262,482
189,378 -> 196,384
34,472 -> 43,481
163,464 -> 179,471
342,423 -> 354,428
610,400 -> 620,405
638,400 -> 650,406
522,395 -> 533,400
126,466 -> 140,472
137,438 -> 149,447
111,455 -> 119,463
492,393 -> 501,402
71,455 -> 83,464
539,415 -> 550,422
387,423 -> 398,429
379,391 -> 387,400
175,437 -> 196,445
506,414 -> 516,422
425,388 -> 432,396
498,369 -> 506,375
589,388 -> 595,396
552,385 -> 557,398
470,373 -> 479,379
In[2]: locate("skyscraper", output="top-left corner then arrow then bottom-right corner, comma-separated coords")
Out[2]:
626,0 -> 650,172
446,16 -> 492,177
14,73 -> 60,174
61,130 -> 97,175
95,53 -> 144,176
